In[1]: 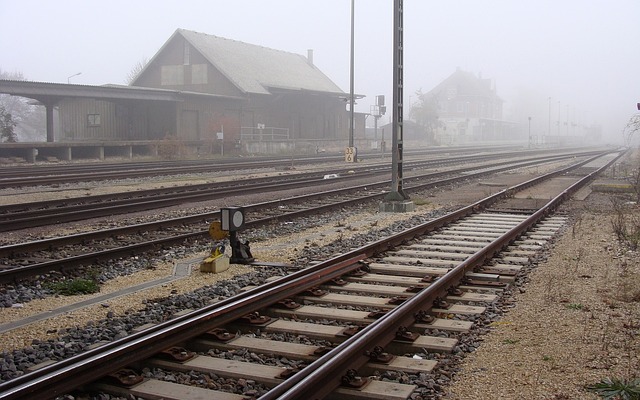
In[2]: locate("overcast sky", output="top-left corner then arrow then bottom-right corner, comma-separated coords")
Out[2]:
1,0 -> 638,142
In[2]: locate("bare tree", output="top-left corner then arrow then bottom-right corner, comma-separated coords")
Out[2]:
126,57 -> 148,85
0,105 -> 18,142
629,151 -> 640,204
623,113 -> 640,146
410,89 -> 443,140
0,69 -> 45,141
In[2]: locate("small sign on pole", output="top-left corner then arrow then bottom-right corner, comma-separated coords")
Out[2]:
345,146 -> 357,162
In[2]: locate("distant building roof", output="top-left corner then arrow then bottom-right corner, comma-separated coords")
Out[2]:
428,69 -> 502,101
148,29 -> 346,96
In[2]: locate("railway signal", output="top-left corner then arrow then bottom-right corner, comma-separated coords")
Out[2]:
204,207 -> 254,270
221,207 -> 245,231
220,207 -> 254,264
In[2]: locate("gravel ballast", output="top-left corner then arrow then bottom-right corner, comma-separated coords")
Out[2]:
0,156 -> 637,399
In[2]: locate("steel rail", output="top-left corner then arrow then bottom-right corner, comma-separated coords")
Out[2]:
0,145 -> 523,185
0,173 -> 369,231
0,152 -> 602,247
0,156 -> 334,188
0,150 -> 623,399
0,149 -> 608,283
263,151 -> 625,400
0,149 -> 583,223
0,151 -> 576,248
0,151 -> 608,283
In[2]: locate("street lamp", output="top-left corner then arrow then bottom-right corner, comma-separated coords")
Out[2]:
547,97 -> 551,146
557,101 -> 561,142
566,104 -> 570,137
348,0 -> 355,149
67,72 -> 82,84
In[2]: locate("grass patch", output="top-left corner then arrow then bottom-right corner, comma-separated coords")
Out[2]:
502,338 -> 519,344
566,303 -> 584,310
411,197 -> 431,206
611,199 -> 640,250
45,278 -> 100,296
586,377 -> 640,399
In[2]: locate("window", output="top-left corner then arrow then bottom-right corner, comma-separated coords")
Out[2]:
191,64 -> 208,84
457,102 -> 464,113
87,114 -> 101,127
161,65 -> 184,85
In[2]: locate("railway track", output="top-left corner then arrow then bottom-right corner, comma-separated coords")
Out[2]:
0,150 -> 622,399
0,155 -> 315,188
0,150 -> 611,283
0,149 -> 594,232
0,145 -> 519,188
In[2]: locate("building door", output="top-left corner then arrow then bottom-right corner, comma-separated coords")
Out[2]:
181,110 -> 199,140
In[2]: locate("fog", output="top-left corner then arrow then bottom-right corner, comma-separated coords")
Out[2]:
1,0 -> 638,143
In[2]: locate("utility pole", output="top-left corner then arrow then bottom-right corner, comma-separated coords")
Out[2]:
528,116 -> 532,148
380,0 -> 414,213
547,97 -> 551,146
557,100 -> 561,143
345,0 -> 357,163
349,0 -> 355,148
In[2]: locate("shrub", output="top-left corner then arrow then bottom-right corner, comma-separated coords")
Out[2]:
157,135 -> 185,159
0,105 -> 18,143
46,278 -> 100,296
611,199 -> 640,250
586,377 -> 640,399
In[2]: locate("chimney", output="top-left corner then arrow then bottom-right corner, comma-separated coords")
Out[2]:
307,49 -> 314,66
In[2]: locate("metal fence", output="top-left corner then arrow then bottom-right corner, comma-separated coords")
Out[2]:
240,126 -> 290,141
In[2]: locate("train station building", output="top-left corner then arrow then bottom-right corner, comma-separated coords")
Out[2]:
422,69 -> 517,145
0,29 -> 366,161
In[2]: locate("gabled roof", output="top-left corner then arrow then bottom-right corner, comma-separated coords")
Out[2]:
0,80 -> 240,105
137,29 -> 345,97
428,69 -> 501,100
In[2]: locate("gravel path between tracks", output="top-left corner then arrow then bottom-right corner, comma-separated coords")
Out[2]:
0,207 -> 428,350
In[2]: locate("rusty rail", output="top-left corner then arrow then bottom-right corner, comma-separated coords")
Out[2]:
0,150 -> 623,399
0,150 -> 609,285
0,150 -> 607,231
263,151 -> 625,400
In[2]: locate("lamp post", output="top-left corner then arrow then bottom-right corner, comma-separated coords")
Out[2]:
67,72 -> 82,84
547,97 -> 551,146
348,0 -> 355,149
557,101 -> 561,142
566,104 -> 570,137
528,116 -> 532,148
